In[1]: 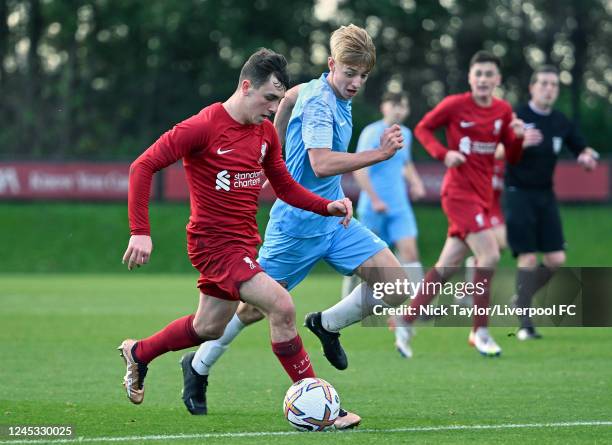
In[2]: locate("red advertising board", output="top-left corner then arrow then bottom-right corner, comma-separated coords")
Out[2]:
0,162 -> 153,200
163,160 -> 611,203
1,160 -> 609,203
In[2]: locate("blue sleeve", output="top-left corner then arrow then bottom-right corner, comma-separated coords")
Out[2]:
356,125 -> 380,153
402,127 -> 413,163
302,97 -> 334,150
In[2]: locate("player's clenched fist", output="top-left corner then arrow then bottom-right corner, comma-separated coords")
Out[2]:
379,124 -> 404,159
327,197 -> 353,228
444,151 -> 466,168
122,235 -> 153,270
577,148 -> 599,171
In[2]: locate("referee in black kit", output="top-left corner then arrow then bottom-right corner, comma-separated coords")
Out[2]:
505,65 -> 599,340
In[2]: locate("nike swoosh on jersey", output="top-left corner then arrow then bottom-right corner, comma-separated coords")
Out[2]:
217,148 -> 234,155
460,121 -> 475,128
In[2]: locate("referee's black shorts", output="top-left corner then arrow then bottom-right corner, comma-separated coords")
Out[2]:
504,187 -> 566,257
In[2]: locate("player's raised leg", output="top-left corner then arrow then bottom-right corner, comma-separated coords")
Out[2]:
308,246 -> 409,368
240,272 -> 315,379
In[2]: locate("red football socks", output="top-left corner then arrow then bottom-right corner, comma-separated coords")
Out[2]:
472,268 -> 494,330
134,314 -> 202,364
403,268 -> 444,323
271,334 -> 315,382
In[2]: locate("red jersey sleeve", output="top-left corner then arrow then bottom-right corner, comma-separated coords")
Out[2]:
263,127 -> 331,216
414,96 -> 456,161
500,107 -> 524,165
129,114 -> 208,235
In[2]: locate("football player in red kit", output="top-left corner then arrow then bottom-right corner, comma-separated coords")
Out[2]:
394,51 -> 540,357
118,49 -> 354,411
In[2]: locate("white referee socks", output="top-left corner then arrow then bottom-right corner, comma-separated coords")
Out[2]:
191,314 -> 245,376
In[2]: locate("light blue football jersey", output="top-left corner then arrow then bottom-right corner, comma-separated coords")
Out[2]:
356,120 -> 412,213
268,73 -> 353,238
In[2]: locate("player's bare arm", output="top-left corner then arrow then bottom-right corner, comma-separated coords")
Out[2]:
308,125 -> 403,178
273,84 -> 302,147
404,162 -> 426,200
353,167 -> 387,212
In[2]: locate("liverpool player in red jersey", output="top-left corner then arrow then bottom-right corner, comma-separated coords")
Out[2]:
394,51 -> 540,357
117,49 -> 354,411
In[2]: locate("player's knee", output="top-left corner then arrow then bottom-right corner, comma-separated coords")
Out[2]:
544,251 -> 565,269
518,254 -> 538,268
237,304 -> 265,325
269,294 -> 296,329
476,250 -> 500,268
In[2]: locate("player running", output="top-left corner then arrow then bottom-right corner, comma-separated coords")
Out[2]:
393,51 -> 537,358
180,25 -> 409,417
118,49 -> 355,422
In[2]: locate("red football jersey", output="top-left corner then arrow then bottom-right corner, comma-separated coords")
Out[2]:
415,92 -> 522,207
128,102 -> 331,247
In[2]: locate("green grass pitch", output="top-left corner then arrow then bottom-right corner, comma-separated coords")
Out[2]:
1,274 -> 611,444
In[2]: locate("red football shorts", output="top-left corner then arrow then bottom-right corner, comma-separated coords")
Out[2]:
187,234 -> 263,301
489,190 -> 505,227
441,196 -> 493,240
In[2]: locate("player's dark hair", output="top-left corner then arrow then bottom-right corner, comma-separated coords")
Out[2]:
469,51 -> 501,69
530,65 -> 559,85
381,91 -> 408,105
239,48 -> 290,90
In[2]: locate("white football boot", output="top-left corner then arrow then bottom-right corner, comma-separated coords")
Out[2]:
468,327 -> 502,357
391,315 -> 414,358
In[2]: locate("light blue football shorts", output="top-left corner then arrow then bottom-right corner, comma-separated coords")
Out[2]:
358,207 -> 418,246
258,218 -> 387,291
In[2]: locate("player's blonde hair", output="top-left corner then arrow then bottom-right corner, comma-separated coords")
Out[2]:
329,24 -> 376,71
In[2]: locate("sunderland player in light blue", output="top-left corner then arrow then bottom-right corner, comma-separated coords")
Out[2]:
349,91 -> 426,358
185,26 -> 410,412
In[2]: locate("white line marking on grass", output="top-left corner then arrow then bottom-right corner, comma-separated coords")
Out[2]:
1,421 -> 611,444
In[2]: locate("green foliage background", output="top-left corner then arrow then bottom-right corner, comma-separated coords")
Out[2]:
1,0 -> 610,161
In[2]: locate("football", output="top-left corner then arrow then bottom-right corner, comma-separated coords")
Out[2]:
283,378 -> 341,431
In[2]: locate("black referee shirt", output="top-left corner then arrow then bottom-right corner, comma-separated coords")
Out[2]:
505,103 -> 587,189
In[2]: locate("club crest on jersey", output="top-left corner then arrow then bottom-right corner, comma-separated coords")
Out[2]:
553,137 -> 562,154
259,142 -> 267,164
493,119 -> 502,135
243,256 -> 256,270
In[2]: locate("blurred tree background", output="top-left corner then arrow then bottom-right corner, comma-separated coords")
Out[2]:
0,0 -> 610,160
